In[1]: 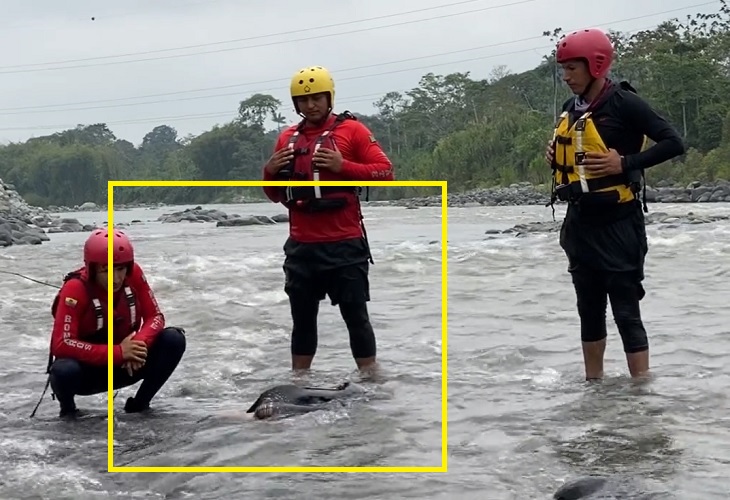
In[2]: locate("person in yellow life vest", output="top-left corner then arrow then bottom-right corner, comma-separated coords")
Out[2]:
544,28 -> 685,381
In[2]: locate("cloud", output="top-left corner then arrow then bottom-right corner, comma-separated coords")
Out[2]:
0,0 -> 706,145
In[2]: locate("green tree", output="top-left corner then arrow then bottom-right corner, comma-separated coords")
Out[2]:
2,1 -> 729,206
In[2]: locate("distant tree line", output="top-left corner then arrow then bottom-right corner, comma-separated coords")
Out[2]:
1,1 -> 728,207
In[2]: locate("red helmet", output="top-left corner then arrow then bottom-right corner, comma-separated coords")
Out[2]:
556,28 -> 614,79
83,227 -> 134,275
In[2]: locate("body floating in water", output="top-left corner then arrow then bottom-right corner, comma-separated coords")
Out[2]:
246,381 -> 365,420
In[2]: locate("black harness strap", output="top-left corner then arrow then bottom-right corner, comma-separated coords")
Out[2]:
279,112 -> 375,264
280,111 -> 362,206
31,274 -> 137,418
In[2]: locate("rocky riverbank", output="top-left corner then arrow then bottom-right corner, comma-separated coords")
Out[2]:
4,175 -> 730,248
378,179 -> 730,208
0,179 -> 98,247
44,201 -> 167,213
44,192 -> 264,213
490,210 -> 730,237
157,206 -> 289,227
35,179 -> 730,214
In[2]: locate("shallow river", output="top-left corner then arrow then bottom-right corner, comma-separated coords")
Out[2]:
1,200 -> 728,499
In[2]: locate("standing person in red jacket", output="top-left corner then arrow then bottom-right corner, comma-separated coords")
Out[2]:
262,65 -> 395,372
48,228 -> 186,418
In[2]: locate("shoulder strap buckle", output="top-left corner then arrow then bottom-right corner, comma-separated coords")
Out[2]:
335,110 -> 357,123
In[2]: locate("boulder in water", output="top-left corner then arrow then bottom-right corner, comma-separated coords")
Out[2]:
156,205 -> 289,227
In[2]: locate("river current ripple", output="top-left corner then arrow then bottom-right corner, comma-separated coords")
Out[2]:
0,201 -> 728,499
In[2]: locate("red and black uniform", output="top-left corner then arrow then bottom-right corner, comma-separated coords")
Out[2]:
50,262 -> 165,366
40,227 -> 187,418
262,111 -> 394,360
263,111 -> 394,243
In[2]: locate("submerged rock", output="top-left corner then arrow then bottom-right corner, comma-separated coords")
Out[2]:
373,179 -> 730,208
157,205 -> 289,227
492,211 -> 730,237
554,475 -> 674,499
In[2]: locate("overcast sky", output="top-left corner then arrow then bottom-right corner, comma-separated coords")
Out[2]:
0,0 -> 715,146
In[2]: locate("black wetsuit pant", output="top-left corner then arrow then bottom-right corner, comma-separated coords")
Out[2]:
49,327 -> 186,414
282,236 -> 376,359
559,201 -> 649,353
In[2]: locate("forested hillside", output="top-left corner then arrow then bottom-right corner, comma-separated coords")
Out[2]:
1,2 -> 728,207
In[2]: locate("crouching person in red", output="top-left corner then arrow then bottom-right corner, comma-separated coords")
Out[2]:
48,228 -> 186,418
262,65 -> 395,372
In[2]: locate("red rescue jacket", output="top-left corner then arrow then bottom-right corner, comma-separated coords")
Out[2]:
262,112 -> 394,243
49,262 -> 165,366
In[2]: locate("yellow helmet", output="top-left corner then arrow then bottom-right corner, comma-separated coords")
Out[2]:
290,65 -> 335,112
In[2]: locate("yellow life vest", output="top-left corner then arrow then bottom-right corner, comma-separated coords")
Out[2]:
551,110 -> 639,205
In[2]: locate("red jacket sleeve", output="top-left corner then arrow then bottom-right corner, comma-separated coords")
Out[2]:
340,123 -> 395,181
262,133 -> 288,203
50,279 -> 124,366
127,263 -> 165,347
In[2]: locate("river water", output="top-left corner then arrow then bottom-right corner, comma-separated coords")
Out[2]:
1,200 -> 728,499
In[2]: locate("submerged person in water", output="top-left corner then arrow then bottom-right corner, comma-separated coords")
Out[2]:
245,381 -> 365,420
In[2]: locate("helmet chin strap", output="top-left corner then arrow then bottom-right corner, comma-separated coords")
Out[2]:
579,76 -> 598,100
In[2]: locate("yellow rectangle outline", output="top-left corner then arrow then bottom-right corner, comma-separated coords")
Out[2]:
107,179 -> 448,473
